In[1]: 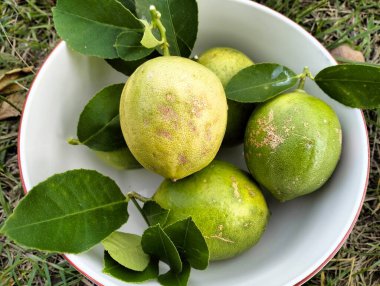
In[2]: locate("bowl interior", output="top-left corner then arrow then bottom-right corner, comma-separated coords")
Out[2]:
19,0 -> 368,285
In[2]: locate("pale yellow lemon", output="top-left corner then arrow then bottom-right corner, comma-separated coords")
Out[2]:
120,56 -> 228,180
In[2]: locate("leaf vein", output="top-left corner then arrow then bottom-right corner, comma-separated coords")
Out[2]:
55,8 -> 142,32
165,0 -> 180,55
317,79 -> 379,83
81,114 -> 119,145
6,200 -> 126,232
228,77 -> 297,95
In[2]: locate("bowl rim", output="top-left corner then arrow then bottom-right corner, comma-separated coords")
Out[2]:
17,0 -> 370,285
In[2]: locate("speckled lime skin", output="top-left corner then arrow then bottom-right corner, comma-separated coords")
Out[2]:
120,56 -> 228,180
95,147 -> 141,170
244,90 -> 342,201
153,160 -> 269,261
198,47 -> 255,146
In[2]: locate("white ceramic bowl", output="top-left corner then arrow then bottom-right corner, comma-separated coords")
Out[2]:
18,0 -> 369,285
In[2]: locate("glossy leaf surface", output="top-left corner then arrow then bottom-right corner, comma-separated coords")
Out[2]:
115,31 -> 154,61
105,50 -> 160,76
164,218 -> 209,270
77,84 -> 125,151
141,224 -> 182,273
2,170 -> 128,253
142,200 -> 170,226
53,0 -> 142,58
103,252 -> 158,282
158,261 -> 191,286
226,63 -> 298,103
102,232 -> 149,271
119,0 -> 136,14
315,63 -> 380,108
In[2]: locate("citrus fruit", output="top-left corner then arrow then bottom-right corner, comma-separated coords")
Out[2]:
95,147 -> 141,170
198,47 -> 255,146
153,160 -> 269,261
244,90 -> 342,201
120,56 -> 227,180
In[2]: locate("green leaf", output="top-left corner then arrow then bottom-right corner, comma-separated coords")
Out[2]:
226,63 -> 299,103
53,0 -> 142,58
102,232 -> 149,271
105,50 -> 160,76
77,84 -> 125,151
136,0 -> 198,57
164,218 -> 209,270
315,63 -> 380,108
2,170 -> 128,253
142,200 -> 170,226
158,261 -> 191,286
103,251 -> 158,282
140,19 -> 162,49
141,224 -> 182,273
119,0 -> 136,15
115,31 -> 154,61
106,58 -> 145,76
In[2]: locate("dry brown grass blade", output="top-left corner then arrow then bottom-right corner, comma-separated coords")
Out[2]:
0,93 -> 24,120
0,67 -> 33,90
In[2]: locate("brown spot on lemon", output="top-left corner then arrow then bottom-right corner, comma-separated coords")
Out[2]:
191,98 -> 208,118
165,92 -> 175,101
244,90 -> 342,201
153,160 -> 269,261
178,154 -> 188,165
158,105 -> 177,121
188,121 -> 197,133
209,235 -> 234,244
156,129 -> 172,140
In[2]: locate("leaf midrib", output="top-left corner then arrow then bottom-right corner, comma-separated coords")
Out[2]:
227,76 -> 297,95
55,8 -> 142,32
81,114 -> 119,145
4,200 -> 126,232
316,78 -> 380,84
158,227 -> 170,261
149,212 -> 167,218
114,43 -> 144,48
165,0 -> 181,55
178,218 -> 190,249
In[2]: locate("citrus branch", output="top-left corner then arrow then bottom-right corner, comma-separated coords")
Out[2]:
150,5 -> 170,56
127,192 -> 151,226
297,66 -> 315,90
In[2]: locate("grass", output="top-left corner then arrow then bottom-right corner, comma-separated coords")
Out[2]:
0,0 -> 379,285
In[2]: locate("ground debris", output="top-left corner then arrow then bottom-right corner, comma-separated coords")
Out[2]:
330,44 -> 365,63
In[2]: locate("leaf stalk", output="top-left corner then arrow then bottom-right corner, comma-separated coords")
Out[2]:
127,192 -> 151,226
0,94 -> 22,113
297,66 -> 315,90
67,138 -> 81,145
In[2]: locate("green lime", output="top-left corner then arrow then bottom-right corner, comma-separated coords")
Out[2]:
153,160 -> 269,261
95,147 -> 141,170
198,47 -> 255,146
244,90 -> 342,201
